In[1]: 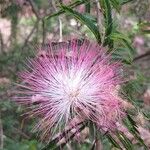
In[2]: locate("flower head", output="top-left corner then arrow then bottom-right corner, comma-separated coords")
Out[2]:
16,39 -> 125,140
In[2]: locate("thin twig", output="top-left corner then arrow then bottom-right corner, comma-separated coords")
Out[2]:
46,0 -> 85,19
133,51 -> 150,61
28,0 -> 40,19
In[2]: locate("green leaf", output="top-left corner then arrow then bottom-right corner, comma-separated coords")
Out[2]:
123,114 -> 148,149
100,0 -> 113,48
127,114 -> 138,128
142,110 -> 150,121
116,131 -> 134,150
122,77 -> 144,104
106,134 -> 122,149
82,13 -> 97,23
110,32 -> 135,63
85,0 -> 91,13
120,0 -> 134,5
123,115 -> 139,135
110,32 -> 134,54
110,0 -> 121,12
110,0 -> 133,12
60,5 -> 101,43
110,32 -> 130,41
112,48 -> 133,64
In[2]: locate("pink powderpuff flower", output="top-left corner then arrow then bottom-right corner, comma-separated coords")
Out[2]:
15,39 -> 125,140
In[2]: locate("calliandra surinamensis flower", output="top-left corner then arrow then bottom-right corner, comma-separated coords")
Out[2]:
15,39 -> 125,140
